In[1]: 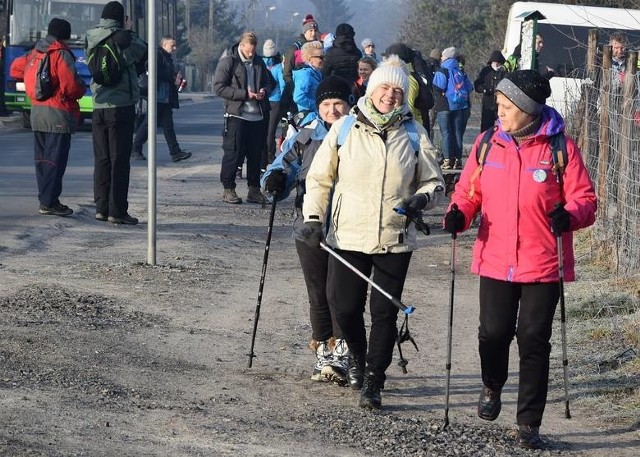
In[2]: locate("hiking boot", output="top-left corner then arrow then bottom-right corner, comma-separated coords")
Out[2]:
477,386 -> 502,421
131,149 -> 146,160
246,186 -> 266,205
359,371 -> 384,410
310,339 -> 333,382
516,425 -> 545,450
95,212 -> 108,222
453,158 -> 463,170
322,338 -> 348,385
347,352 -> 365,390
441,159 -> 452,170
108,214 -> 139,225
39,202 -> 73,217
223,188 -> 242,204
171,150 -> 192,162
236,166 -> 243,179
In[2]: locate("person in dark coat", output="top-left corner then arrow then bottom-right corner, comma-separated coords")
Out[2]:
213,32 -> 274,205
474,50 -> 506,132
132,35 -> 191,162
322,23 -> 362,85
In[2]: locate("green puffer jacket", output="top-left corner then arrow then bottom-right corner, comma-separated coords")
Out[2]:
85,19 -> 147,108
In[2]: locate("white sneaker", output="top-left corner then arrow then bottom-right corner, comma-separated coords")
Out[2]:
322,338 -> 349,385
310,340 -> 333,382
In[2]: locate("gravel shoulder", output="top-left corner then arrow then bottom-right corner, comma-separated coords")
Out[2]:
1,98 -> 638,456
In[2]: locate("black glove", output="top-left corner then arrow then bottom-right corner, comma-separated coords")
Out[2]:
548,203 -> 571,235
444,204 -> 465,234
112,30 -> 132,49
404,193 -> 429,215
300,221 -> 324,248
264,170 -> 286,195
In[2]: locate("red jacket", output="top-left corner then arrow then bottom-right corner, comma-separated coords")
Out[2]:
448,107 -> 596,283
10,36 -> 85,133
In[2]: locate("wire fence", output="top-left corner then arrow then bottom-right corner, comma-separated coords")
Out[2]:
565,48 -> 640,275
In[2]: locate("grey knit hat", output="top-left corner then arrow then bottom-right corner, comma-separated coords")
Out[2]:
496,70 -> 551,115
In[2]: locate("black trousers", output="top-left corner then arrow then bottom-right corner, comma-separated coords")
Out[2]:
327,249 -> 412,375
262,101 -> 281,168
133,102 -> 180,156
478,276 -> 560,427
92,105 -> 135,217
220,115 -> 265,189
295,239 -> 343,342
480,105 -> 498,132
33,131 -> 71,207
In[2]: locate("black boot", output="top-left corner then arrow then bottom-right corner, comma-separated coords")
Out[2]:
347,353 -> 365,390
516,425 -> 544,450
477,386 -> 502,421
359,371 -> 384,410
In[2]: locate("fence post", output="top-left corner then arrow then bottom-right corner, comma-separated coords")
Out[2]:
616,51 -> 638,272
578,29 -> 599,163
596,45 -> 612,259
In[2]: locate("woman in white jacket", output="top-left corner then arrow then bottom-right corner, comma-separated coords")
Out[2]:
301,55 -> 444,409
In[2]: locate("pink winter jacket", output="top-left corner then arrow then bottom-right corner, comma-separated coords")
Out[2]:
448,106 -> 596,283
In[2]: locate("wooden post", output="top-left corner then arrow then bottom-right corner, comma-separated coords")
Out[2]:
578,29 -> 599,163
596,45 -> 612,257
616,51 -> 638,271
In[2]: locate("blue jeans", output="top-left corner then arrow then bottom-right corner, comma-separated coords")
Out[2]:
436,109 -> 466,161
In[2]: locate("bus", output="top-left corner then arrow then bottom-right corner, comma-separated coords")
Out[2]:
2,0 -> 176,127
504,1 -> 640,117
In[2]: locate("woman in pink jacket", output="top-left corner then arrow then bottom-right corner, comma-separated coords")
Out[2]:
443,70 -> 596,450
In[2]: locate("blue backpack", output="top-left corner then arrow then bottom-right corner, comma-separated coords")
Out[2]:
440,67 -> 471,110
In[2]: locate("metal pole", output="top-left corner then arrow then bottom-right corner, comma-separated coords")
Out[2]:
146,0 -> 157,265
556,234 -> 572,419
248,198 -> 278,368
320,242 -> 415,315
443,229 -> 457,429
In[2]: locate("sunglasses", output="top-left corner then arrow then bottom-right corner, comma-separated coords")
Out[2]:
311,55 -> 325,60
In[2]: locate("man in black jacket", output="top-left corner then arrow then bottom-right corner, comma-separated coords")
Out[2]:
132,35 -> 191,162
213,32 -> 274,205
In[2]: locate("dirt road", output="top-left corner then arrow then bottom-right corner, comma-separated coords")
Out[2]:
1,98 -> 638,456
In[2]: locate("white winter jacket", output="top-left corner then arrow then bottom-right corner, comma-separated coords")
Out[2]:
303,108 -> 444,254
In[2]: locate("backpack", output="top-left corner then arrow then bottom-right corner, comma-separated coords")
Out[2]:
337,114 -> 421,154
439,66 -> 471,110
410,52 -> 434,112
468,126 -> 568,198
87,33 -> 125,86
34,51 -> 55,101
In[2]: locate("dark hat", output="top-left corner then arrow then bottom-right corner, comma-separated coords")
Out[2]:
335,23 -> 355,38
496,70 -> 551,115
302,14 -> 318,34
101,1 -> 125,24
316,75 -> 352,107
487,50 -> 505,65
384,43 -> 415,64
47,18 -> 71,40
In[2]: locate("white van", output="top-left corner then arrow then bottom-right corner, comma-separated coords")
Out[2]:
504,1 -> 640,116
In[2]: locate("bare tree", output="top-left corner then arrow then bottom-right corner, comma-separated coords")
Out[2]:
188,26 -> 224,90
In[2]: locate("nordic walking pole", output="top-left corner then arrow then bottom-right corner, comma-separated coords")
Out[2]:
443,211 -> 458,429
556,230 -> 572,419
248,196 -> 278,368
319,242 -> 415,315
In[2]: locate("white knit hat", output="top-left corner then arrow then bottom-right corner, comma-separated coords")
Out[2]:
263,39 -> 277,57
365,54 -> 410,98
441,46 -> 456,61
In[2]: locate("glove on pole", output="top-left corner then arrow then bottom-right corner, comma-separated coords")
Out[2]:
443,203 -> 459,429
248,197 -> 278,368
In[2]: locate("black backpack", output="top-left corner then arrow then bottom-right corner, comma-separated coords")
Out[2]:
34,52 -> 54,101
87,33 -> 125,86
411,51 -> 435,112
